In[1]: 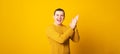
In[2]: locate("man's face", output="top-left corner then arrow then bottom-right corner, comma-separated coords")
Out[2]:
54,11 -> 64,25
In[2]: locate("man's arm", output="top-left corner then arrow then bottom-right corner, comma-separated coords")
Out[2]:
71,28 -> 80,42
70,15 -> 80,42
46,27 -> 74,43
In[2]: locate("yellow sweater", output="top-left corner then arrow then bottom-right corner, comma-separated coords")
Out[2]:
46,24 -> 80,54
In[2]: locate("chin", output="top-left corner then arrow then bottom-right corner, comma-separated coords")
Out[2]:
56,22 -> 62,25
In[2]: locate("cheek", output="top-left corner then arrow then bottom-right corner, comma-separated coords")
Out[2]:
54,16 -> 57,18
54,16 -> 57,20
61,17 -> 64,20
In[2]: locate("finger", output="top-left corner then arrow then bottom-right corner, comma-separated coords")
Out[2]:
75,15 -> 79,21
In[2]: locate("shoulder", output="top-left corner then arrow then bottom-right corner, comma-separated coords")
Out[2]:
46,24 -> 54,30
62,24 -> 70,28
61,24 -> 71,30
62,24 -> 67,28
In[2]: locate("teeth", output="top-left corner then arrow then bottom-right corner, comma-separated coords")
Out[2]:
57,19 -> 61,22
58,20 -> 61,22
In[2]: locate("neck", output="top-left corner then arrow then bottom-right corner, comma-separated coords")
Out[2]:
54,22 -> 62,26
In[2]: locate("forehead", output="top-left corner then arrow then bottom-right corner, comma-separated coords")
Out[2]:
55,11 -> 64,14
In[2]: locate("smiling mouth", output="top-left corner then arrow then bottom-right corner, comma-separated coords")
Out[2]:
57,19 -> 62,22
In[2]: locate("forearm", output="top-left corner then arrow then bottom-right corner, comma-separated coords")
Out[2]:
46,27 -> 74,43
71,28 -> 80,42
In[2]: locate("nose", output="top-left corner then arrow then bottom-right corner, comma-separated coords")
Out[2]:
58,15 -> 61,19
58,15 -> 61,18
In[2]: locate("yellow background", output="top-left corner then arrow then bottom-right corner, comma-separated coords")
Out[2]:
0,0 -> 120,54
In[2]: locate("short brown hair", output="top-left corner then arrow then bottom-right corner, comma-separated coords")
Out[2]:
54,8 -> 65,16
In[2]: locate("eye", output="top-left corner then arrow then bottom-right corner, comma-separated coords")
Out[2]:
61,15 -> 63,16
60,15 -> 64,17
56,14 -> 59,16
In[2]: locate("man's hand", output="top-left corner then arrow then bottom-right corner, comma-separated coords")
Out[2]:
70,15 -> 79,29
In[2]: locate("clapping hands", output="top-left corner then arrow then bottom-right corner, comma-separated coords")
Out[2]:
70,15 -> 79,29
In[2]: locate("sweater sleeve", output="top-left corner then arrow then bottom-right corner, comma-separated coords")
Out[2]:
46,26 -> 74,43
70,28 -> 80,42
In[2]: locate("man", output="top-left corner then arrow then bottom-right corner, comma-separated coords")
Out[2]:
46,8 -> 80,54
